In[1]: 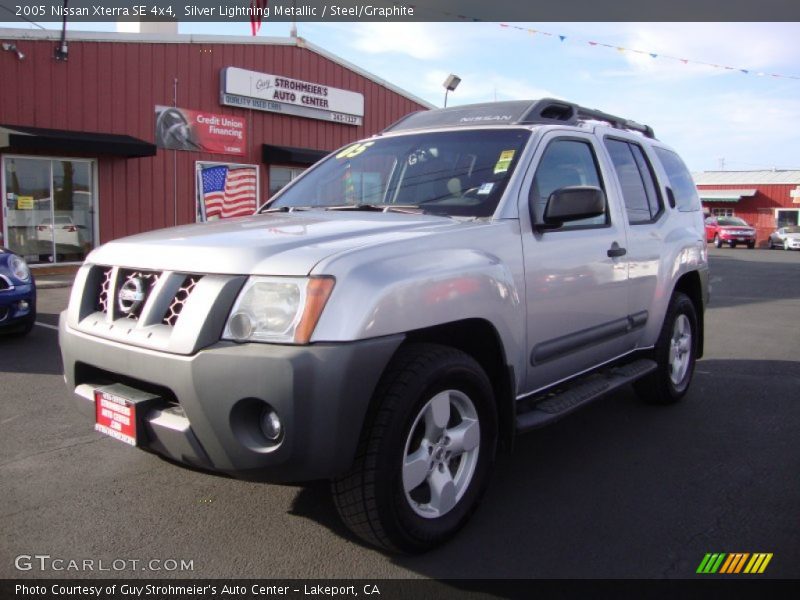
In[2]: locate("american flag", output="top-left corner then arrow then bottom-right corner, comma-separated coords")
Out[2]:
201,166 -> 257,219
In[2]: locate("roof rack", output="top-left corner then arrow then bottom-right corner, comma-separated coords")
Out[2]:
382,98 -> 656,139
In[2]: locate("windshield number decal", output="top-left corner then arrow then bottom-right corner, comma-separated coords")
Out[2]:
336,142 -> 375,160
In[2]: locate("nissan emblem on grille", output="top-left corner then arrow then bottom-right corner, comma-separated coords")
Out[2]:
118,277 -> 146,315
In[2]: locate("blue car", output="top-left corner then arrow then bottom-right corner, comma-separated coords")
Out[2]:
0,248 -> 36,336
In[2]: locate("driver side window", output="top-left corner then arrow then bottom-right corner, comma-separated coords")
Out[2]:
530,139 -> 607,230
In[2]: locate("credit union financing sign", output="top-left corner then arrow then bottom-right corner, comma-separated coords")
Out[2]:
220,67 -> 364,126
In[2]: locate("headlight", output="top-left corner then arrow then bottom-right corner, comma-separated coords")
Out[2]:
223,276 -> 335,344
9,254 -> 31,282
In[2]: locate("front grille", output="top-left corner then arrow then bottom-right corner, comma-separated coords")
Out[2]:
163,275 -> 203,326
92,266 -> 203,327
119,269 -> 161,321
96,267 -> 112,313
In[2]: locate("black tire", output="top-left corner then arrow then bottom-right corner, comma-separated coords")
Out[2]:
747,242 -> 755,249
332,343 -> 497,553
634,292 -> 698,405
784,239 -> 790,251
730,242 -> 737,248
714,235 -> 722,248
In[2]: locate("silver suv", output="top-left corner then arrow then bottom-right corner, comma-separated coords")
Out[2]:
60,99 -> 708,553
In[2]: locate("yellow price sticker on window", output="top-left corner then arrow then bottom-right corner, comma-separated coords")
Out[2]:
17,196 -> 34,210
493,150 -> 516,174
336,141 -> 375,159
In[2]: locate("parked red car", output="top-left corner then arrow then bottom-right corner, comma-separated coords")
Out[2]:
705,216 -> 757,248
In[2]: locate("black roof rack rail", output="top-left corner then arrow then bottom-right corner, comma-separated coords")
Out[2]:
519,98 -> 656,139
575,105 -> 655,139
381,99 -> 655,139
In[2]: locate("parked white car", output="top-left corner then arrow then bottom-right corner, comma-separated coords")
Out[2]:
768,226 -> 800,250
36,216 -> 82,248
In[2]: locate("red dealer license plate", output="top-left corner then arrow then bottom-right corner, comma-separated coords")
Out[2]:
94,389 -> 138,446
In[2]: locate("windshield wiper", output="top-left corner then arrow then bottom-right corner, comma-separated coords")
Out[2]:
324,204 -> 426,214
260,206 -> 311,213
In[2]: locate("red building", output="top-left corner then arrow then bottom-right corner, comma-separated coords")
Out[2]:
694,170 -> 800,246
0,28 -> 430,267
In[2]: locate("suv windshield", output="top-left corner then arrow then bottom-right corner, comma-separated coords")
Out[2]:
265,129 -> 531,218
717,217 -> 748,226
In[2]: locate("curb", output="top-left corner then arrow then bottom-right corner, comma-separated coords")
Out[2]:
36,279 -> 74,290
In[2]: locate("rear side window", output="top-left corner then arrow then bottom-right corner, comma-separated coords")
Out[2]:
604,139 -> 662,224
653,147 -> 701,212
531,139 -> 607,230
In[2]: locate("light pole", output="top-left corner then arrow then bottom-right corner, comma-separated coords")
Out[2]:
443,74 -> 461,107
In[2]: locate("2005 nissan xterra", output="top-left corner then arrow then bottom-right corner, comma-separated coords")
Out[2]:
60,99 -> 708,552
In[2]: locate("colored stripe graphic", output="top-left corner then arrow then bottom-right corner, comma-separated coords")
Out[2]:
697,553 -> 727,573
744,553 -> 773,574
698,552 -> 772,574
719,553 -> 750,573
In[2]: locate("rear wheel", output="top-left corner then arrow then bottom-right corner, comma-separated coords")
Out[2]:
332,344 -> 497,553
747,241 -> 755,249
634,292 -> 698,405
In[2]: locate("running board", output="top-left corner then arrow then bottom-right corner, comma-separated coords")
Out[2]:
515,358 -> 657,432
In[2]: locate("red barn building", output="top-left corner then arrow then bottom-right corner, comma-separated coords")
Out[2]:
0,28 -> 431,267
694,170 -> 800,246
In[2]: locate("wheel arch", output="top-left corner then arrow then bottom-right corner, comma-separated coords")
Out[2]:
401,319 -> 517,452
672,270 -> 705,359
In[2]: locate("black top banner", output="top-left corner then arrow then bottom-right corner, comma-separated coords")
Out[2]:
1,0 -> 799,23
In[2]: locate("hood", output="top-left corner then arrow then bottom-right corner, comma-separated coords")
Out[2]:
87,211 -> 467,275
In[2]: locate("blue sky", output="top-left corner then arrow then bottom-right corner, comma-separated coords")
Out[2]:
3,20 -> 799,172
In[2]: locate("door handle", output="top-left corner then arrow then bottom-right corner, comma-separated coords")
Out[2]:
607,242 -> 627,258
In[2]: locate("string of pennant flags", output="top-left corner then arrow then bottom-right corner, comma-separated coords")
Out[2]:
391,3 -> 799,82
495,22 -> 800,81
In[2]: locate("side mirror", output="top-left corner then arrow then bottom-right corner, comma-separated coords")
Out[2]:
536,186 -> 606,229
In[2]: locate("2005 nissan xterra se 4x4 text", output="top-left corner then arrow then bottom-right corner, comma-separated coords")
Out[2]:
60,99 -> 708,553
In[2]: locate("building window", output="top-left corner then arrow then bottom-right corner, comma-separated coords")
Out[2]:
2,156 -> 96,265
269,166 -> 306,198
776,209 -> 799,228
711,208 -> 735,217
196,162 -> 259,222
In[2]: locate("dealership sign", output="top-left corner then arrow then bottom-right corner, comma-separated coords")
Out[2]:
155,106 -> 246,156
220,67 -> 364,126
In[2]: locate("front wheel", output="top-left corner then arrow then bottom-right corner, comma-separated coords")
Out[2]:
785,239 -> 790,251
714,235 -> 722,248
634,292 -> 698,405
747,241 -> 755,249
332,344 -> 497,553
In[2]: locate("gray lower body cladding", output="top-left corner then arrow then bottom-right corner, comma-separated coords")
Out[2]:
60,312 -> 404,482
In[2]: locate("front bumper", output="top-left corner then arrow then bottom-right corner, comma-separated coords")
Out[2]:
0,282 -> 36,330
60,312 -> 403,482
782,238 -> 800,249
718,233 -> 755,243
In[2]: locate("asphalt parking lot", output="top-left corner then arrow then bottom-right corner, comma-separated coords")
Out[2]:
1,247 -> 798,580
